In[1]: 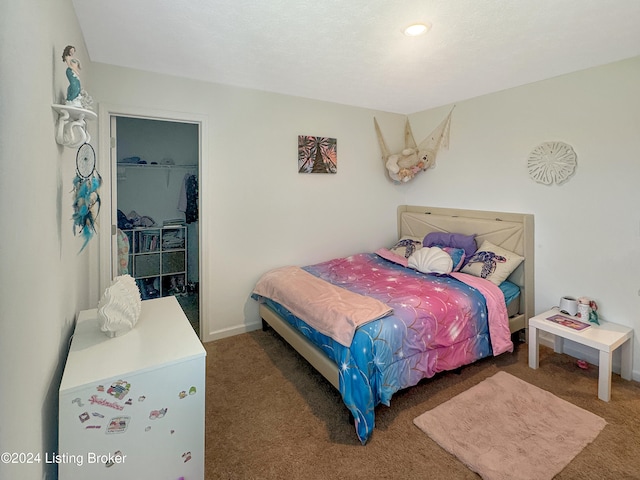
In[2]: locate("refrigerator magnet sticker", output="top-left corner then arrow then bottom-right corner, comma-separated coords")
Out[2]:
149,408 -> 167,420
178,386 -> 197,399
105,451 -> 124,468
106,416 -> 130,434
107,380 -> 131,400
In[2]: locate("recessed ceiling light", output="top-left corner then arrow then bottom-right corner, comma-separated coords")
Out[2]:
403,23 -> 430,36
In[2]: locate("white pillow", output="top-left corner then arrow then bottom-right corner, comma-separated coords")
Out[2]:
460,240 -> 523,285
408,247 -> 453,274
388,236 -> 423,259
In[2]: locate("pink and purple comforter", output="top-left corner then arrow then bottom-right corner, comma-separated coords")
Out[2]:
255,252 -> 513,444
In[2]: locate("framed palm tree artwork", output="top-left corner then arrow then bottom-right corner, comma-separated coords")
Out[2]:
298,135 -> 337,174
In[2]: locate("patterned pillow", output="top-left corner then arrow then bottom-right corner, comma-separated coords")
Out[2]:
376,241 -> 465,272
438,246 -> 466,272
389,236 -> 423,259
375,248 -> 408,267
460,240 -> 523,285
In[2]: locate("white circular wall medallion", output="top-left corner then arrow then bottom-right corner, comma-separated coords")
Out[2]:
527,141 -> 577,185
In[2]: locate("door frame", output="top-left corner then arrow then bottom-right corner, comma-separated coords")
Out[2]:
97,103 -> 210,341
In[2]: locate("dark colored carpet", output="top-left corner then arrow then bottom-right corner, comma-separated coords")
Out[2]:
205,329 -> 640,479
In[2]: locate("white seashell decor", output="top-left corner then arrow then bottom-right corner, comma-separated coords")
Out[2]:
408,246 -> 454,274
97,274 -> 142,338
527,141 -> 577,185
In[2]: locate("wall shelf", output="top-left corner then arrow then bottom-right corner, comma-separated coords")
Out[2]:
52,104 -> 97,148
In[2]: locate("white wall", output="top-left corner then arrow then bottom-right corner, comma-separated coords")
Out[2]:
0,1 -> 96,479
89,64 -> 407,342
406,57 -> 640,377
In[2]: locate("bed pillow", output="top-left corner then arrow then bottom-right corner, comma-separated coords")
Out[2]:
460,240 -> 524,285
376,245 -> 464,272
423,232 -> 477,258
374,236 -> 423,267
408,247 -> 453,274
374,248 -> 409,267
388,236 -> 423,258
437,246 -> 466,272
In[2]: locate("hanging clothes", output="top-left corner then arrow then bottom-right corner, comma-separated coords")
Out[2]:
178,173 -> 199,224
185,174 -> 199,224
178,174 -> 188,212
116,228 -> 130,275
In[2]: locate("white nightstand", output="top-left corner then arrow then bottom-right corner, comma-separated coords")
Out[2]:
528,308 -> 633,401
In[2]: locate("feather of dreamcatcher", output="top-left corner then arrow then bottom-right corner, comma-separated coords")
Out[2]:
72,172 -> 102,252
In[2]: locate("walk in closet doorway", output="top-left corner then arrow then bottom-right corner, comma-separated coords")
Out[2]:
98,105 -> 208,340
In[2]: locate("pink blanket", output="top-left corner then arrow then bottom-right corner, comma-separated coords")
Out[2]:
451,272 -> 513,355
253,266 -> 393,347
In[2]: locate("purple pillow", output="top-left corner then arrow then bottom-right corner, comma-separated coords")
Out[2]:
423,232 -> 477,258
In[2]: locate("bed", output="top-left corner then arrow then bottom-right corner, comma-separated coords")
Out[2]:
253,205 -> 534,444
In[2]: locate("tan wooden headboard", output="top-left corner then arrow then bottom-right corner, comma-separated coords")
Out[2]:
397,205 -> 535,332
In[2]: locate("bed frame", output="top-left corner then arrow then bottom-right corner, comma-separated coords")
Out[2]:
260,205 -> 535,390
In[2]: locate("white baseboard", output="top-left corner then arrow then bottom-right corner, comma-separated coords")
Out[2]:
205,321 -> 262,342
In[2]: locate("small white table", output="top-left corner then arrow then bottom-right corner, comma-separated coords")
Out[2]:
528,308 -> 633,401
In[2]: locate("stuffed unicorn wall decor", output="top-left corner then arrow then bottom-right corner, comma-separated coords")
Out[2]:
374,107 -> 453,184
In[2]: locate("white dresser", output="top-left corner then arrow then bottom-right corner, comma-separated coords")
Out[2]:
59,296 -> 206,479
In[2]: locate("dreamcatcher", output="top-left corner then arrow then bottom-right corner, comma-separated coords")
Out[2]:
72,142 -> 102,252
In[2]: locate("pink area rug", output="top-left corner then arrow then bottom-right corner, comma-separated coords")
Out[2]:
413,371 -> 606,480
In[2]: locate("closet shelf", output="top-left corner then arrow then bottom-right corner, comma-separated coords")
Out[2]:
117,163 -> 197,169
117,163 -> 197,187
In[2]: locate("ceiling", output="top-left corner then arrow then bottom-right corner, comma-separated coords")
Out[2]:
72,0 -> 640,114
